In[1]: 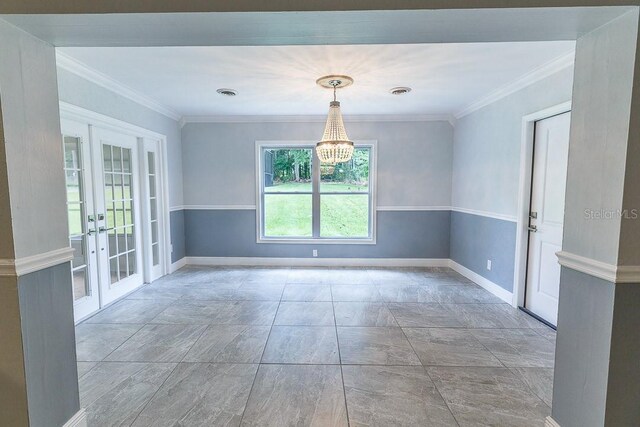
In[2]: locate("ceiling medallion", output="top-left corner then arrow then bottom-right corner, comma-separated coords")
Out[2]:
315,75 -> 354,164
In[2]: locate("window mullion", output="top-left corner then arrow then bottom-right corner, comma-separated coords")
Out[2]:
312,148 -> 320,238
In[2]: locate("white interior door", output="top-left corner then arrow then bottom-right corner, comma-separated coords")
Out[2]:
92,126 -> 145,305
525,111 -> 571,326
61,119 -> 100,321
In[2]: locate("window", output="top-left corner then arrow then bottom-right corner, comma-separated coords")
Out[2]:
257,142 -> 375,243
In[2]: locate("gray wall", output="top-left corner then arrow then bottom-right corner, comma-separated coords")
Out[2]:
57,67 -> 184,209
0,19 -> 69,259
563,10 -> 638,265
450,66 -> 574,291
180,120 -> 453,259
18,263 -> 79,427
186,209 -> 450,258
182,120 -> 453,208
170,209 -> 186,262
450,211 -> 516,291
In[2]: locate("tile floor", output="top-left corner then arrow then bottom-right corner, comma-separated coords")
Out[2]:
75,266 -> 556,426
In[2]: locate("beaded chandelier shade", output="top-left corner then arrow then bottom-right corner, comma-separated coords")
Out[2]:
315,76 -> 354,164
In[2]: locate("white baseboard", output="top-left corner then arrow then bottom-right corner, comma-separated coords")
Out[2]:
169,257 -> 187,273
185,256 -> 450,268
63,409 -> 87,427
448,260 -> 513,304
545,416 -> 560,427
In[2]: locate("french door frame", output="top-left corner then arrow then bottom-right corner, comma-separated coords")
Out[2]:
60,102 -> 171,321
513,101 -> 572,309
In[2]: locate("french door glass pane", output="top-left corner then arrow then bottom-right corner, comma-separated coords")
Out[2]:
104,144 -> 137,284
320,194 -> 369,238
73,268 -> 88,300
320,148 -> 370,192
264,194 -> 312,237
264,148 -> 312,193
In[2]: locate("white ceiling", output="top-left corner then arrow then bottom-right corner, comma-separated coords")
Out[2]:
58,42 -> 575,118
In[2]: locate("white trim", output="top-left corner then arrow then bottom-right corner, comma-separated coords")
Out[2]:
170,257 -> 188,273
377,206 -> 450,211
169,205 -> 184,212
182,204 -> 257,210
56,52 -> 181,121
513,102 -> 572,307
62,409 -> 87,427
450,207 -> 517,222
59,102 -> 167,141
0,247 -> 75,277
180,114 -> 455,127
455,51 -> 574,119
545,416 -> 561,427
556,251 -> 640,284
185,256 -> 449,268
448,260 -> 513,304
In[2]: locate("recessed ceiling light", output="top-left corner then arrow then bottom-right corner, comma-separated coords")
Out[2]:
390,87 -> 412,95
216,88 -> 238,96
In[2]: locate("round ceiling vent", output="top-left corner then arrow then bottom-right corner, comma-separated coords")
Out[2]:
390,87 -> 412,95
216,88 -> 238,96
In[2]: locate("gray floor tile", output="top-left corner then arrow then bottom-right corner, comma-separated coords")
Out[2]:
183,325 -> 271,363
428,366 -> 550,426
429,284 -> 504,304
343,365 -> 457,426
152,300 -> 279,325
233,283 -> 285,300
387,303 -> 464,327
337,327 -> 421,365
106,324 -> 206,362
243,268 -> 291,284
241,364 -> 348,426
282,284 -> 332,301
533,326 -> 557,344
287,268 -> 334,284
421,275 -> 473,286
377,284 -> 439,303
85,299 -> 174,324
178,284 -> 242,300
443,303 -> 540,328
510,367 -> 554,407
126,284 -> 186,300
262,326 -> 339,364
403,328 -> 502,367
471,329 -> 556,367
75,323 -> 143,361
77,361 -> 97,379
133,363 -> 258,427
333,302 -> 398,326
331,284 -> 383,302
80,361 -> 176,427
320,268 -> 373,285
274,302 -> 335,326
367,269 -> 420,285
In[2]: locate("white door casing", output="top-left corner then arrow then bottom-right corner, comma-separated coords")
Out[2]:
525,111 -> 571,325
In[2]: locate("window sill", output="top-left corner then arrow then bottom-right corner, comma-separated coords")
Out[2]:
257,237 -> 376,245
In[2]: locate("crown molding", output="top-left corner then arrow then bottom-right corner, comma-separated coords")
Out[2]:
179,114 -> 456,127
0,247 -> 75,277
454,51 -> 575,119
56,51 -> 181,121
556,251 -> 640,284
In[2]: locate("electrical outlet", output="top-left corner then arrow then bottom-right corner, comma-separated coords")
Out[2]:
486,260 -> 492,271
313,249 -> 318,257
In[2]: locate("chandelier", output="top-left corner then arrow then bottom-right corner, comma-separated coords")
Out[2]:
316,75 -> 354,164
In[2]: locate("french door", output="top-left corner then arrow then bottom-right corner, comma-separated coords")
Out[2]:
62,118 -> 161,322
91,127 -> 144,304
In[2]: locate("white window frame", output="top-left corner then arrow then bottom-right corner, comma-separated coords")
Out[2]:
256,140 -> 377,244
